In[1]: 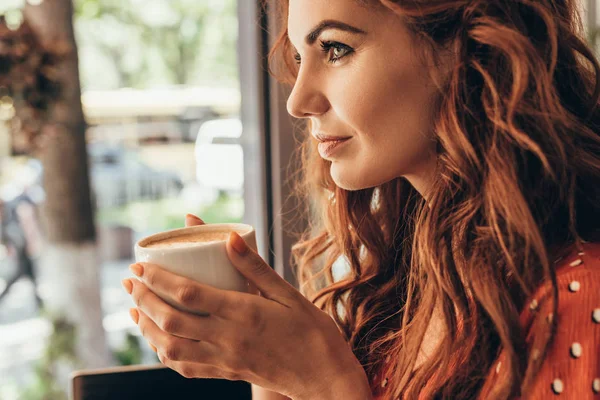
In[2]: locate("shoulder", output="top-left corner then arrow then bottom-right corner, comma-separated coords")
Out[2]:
519,241 -> 600,398
554,241 -> 600,295
553,240 -> 600,274
523,241 -> 600,317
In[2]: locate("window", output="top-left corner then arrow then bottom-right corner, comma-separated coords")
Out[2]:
0,1 -> 304,398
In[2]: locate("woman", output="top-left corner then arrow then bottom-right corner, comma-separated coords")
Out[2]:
122,0 -> 600,398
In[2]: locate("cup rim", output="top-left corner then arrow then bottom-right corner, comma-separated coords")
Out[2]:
135,223 -> 254,252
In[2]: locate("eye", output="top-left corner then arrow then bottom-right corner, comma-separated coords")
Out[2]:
292,41 -> 354,66
320,41 -> 354,63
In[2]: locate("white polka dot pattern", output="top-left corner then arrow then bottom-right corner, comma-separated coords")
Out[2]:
569,259 -> 583,267
552,379 -> 564,394
370,243 -> 599,400
530,299 -> 538,311
470,242 -> 600,400
568,280 -> 581,292
570,342 -> 582,358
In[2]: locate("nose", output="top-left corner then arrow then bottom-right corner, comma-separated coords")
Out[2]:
286,68 -> 330,119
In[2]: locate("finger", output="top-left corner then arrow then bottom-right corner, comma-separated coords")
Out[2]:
136,309 -> 221,364
156,354 -> 239,381
130,263 -> 239,319
226,232 -> 298,305
128,279 -> 224,343
185,214 -> 205,227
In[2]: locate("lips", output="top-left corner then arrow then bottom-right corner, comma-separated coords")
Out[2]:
316,136 -> 352,158
314,133 -> 352,143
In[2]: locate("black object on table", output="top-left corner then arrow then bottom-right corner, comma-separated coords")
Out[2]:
71,364 -> 252,400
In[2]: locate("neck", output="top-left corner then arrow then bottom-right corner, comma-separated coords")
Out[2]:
404,155 -> 438,201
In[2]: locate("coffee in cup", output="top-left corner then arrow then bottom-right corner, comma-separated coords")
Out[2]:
144,231 -> 232,249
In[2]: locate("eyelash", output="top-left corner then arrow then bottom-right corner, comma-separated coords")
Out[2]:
293,40 -> 354,65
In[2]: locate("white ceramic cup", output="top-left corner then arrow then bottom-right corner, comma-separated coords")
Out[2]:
134,223 -> 257,314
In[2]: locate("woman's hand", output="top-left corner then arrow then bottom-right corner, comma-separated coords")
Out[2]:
122,214 -> 372,400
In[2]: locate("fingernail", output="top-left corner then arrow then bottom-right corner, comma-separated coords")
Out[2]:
129,308 -> 139,324
186,214 -> 204,224
130,263 -> 143,277
149,343 -> 157,352
122,279 -> 133,294
229,232 -> 248,255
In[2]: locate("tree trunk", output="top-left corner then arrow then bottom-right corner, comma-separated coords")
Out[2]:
23,0 -> 111,368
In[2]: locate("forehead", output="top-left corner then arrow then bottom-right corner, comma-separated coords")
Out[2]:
287,0 -> 381,44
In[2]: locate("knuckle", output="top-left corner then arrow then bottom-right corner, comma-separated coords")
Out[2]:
179,366 -> 196,379
176,285 -> 200,307
247,306 -> 264,331
136,288 -> 150,309
163,339 -> 181,361
160,315 -> 180,334
145,268 -> 158,287
248,254 -> 267,274
133,287 -> 143,307
139,321 -> 148,337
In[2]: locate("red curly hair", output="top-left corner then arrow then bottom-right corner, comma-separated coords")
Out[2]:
268,0 -> 600,398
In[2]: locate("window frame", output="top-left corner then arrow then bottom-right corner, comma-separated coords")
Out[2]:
238,0 -> 306,287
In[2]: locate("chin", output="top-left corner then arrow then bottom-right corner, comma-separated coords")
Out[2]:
332,179 -> 365,191
330,163 -> 385,191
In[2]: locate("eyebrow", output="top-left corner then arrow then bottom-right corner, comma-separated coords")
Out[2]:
305,20 -> 367,45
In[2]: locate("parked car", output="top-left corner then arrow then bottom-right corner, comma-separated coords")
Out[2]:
88,144 -> 183,208
194,118 -> 244,199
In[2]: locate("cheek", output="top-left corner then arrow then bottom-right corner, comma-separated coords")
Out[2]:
334,52 -> 437,139
328,61 -> 439,189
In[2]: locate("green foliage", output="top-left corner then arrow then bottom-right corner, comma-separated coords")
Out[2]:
19,313 -> 78,400
97,194 -> 244,231
73,0 -> 238,90
18,364 -> 67,400
16,316 -> 158,399
113,332 -> 143,366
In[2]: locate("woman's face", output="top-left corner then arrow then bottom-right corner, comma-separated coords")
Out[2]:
287,0 -> 448,195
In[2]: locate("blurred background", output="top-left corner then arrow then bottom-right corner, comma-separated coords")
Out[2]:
0,1 -> 246,399
1,0 -> 600,399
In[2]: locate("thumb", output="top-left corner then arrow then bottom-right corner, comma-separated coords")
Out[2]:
185,214 -> 205,227
226,232 -> 296,304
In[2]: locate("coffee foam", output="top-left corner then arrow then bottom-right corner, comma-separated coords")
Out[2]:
144,231 -> 231,249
